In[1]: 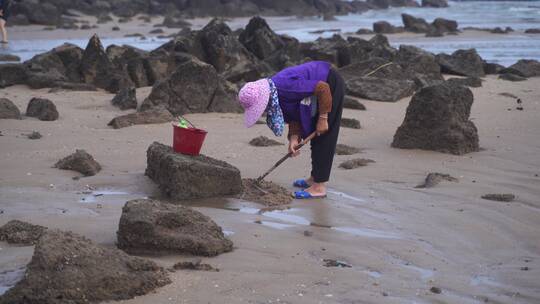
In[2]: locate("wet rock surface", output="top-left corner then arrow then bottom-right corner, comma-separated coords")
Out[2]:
117,199 -> 233,256
108,109 -> 173,129
415,173 -> 458,188
335,144 -> 362,155
146,142 -> 242,200
249,136 -> 284,147
1,229 -> 171,304
54,149 -> 102,176
341,118 -> 361,129
238,178 -> 293,207
111,87 -> 137,110
26,98 -> 59,121
0,220 -> 47,245
0,98 -> 22,120
339,158 -> 375,169
392,83 -> 479,155
481,194 -> 516,202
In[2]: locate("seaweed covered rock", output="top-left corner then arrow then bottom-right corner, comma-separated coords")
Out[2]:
392,83 -> 479,155
0,229 -> 170,304
0,98 -> 22,120
145,142 -> 242,200
0,220 -> 47,245
117,199 -> 233,256
25,98 -> 59,121
54,149 -> 102,176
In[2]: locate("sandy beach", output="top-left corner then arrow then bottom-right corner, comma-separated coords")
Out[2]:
1,70 -> 539,303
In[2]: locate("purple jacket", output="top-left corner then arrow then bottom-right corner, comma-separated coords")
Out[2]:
271,61 -> 331,138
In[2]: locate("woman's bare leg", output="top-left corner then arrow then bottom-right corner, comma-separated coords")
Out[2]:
0,19 -> 8,43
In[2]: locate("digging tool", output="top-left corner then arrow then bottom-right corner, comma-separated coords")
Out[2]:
256,131 -> 317,184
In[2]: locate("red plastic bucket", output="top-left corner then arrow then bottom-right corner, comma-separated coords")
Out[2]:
172,124 -> 207,156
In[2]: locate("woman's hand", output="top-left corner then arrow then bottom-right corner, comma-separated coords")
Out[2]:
288,135 -> 301,157
316,116 -> 329,136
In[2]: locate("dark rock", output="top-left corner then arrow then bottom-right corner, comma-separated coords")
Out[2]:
484,62 -> 505,75
239,179 -> 292,207
422,0 -> 448,7
140,57 -> 241,116
356,28 -> 374,35
430,287 -> 442,294
396,45 -> 443,82
161,16 -> 191,29
339,158 -> 375,169
392,83 -> 479,155
499,73 -> 527,82
112,87 -> 137,110
300,34 -> 350,67
27,131 -> 42,140
335,144 -> 362,155
340,58 -> 406,81
373,21 -> 402,34
149,29 -> 165,34
481,194 -> 515,202
415,173 -> 458,188
80,34 -> 131,93
1,229 -> 170,304
48,82 -> 97,92
0,98 -> 22,120
239,16 -> 285,60
117,199 -> 233,256
106,45 -> 152,88
26,98 -> 59,121
112,26 -> 120,31
0,220 -> 47,245
446,77 -> 483,88
525,28 -> 540,34
0,64 -> 28,88
249,136 -> 284,147
390,0 -> 420,7
500,59 -> 540,78
25,43 -> 83,85
346,76 -> 415,102
402,13 -> 434,33
436,49 -> 486,77
172,259 -> 219,272
490,27 -> 509,34
432,18 -> 458,33
341,118 -> 361,129
0,54 -> 21,62
108,109 -> 174,129
343,96 -> 366,110
323,259 -> 352,268
146,142 -> 242,200
54,149 -> 102,176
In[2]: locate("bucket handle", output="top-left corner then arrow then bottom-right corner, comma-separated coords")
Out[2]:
176,115 -> 197,129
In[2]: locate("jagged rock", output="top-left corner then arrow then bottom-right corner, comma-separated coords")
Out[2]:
107,45 -> 153,88
373,21 -> 402,34
26,98 -> 59,121
432,18 -> 458,33
140,57 -> 240,115
500,59 -> 540,78
343,96 -> 366,110
446,77 -> 482,87
392,83 -> 479,155
339,58 -> 407,81
481,194 -> 515,202
346,76 -> 415,102
25,43 -> 84,87
117,199 -> 233,256
54,149 -> 102,176
498,73 -> 527,82
0,54 -> 21,62
108,109 -> 174,129
436,49 -> 486,77
301,34 -> 350,67
239,16 -> 285,60
341,118 -> 361,129
0,220 -> 47,245
422,0 -> 448,7
415,173 -> 458,188
249,136 -> 284,147
0,64 -> 27,88
339,158 -> 375,169
335,144 -> 362,155
0,229 -> 170,304
0,98 -> 22,120
396,45 -> 443,82
484,62 -> 505,74
80,34 -> 131,93
402,14 -> 434,33
112,87 -> 137,110
145,142 -> 242,200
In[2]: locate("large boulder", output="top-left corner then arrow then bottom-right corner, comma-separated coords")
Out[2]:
54,149 -> 102,176
396,45 -> 444,86
26,98 -> 59,121
0,98 -> 22,120
80,34 -> 131,93
111,87 -> 137,110
140,57 -> 241,115
500,59 -> 540,78
373,21 -> 403,34
432,18 -> 458,33
25,43 -> 84,87
145,142 -> 242,200
300,34 -> 350,67
421,0 -> 448,7
107,45 -> 153,87
108,109 -> 174,129
239,16 -> 285,60
346,77 -> 415,102
339,57 -> 407,81
436,49 -> 486,77
392,83 -> 479,155
0,64 -> 27,88
402,13 -> 434,33
117,199 -> 233,256
0,229 -> 170,304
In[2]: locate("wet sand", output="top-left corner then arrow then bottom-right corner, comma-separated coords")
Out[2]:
1,74 -> 539,303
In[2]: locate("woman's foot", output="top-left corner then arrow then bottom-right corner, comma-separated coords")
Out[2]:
292,182 -> 327,199
293,177 -> 314,188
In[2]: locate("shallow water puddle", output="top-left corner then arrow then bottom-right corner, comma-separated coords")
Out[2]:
327,189 -> 366,203
0,267 -> 25,295
253,221 -> 295,230
78,190 -> 131,203
332,227 -> 402,239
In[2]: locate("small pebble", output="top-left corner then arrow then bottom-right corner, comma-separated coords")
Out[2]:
430,287 -> 442,294
303,230 -> 313,237
520,266 -> 529,271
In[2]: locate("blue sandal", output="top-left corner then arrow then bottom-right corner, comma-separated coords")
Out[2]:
292,190 -> 327,199
293,179 -> 311,188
